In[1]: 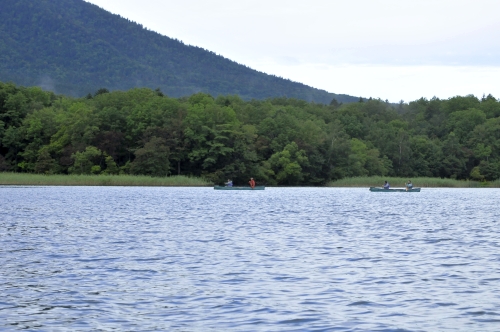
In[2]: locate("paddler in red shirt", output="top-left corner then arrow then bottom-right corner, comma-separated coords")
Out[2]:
249,177 -> 256,189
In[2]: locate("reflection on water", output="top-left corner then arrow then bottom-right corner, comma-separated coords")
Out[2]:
1,186 -> 500,331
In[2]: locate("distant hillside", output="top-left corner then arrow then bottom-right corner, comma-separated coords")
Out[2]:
0,0 -> 359,104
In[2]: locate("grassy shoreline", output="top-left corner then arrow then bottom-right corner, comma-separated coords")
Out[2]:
327,176 -> 500,188
0,173 -> 212,186
2,173 -> 500,188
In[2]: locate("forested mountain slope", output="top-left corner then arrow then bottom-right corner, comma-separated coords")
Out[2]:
0,0 -> 358,103
2,81 -> 500,185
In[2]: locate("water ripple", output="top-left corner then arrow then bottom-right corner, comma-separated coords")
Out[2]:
1,186 -> 500,330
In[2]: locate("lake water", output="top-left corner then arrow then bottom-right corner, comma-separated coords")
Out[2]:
1,186 -> 500,331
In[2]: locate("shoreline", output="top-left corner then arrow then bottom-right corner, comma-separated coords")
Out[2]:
0,173 -> 212,187
1,174 -> 499,188
327,176 -> 497,188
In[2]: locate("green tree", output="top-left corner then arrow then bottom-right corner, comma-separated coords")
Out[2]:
469,166 -> 484,181
480,94 -> 500,118
103,155 -> 120,175
334,104 -> 364,138
446,108 -> 486,143
441,133 -> 467,179
34,148 -> 58,174
473,143 -> 492,161
408,136 -> 442,177
69,146 -> 103,174
443,95 -> 480,114
266,142 -> 309,185
323,120 -> 351,180
183,98 -> 238,176
346,138 -> 387,177
478,160 -> 500,181
468,118 -> 500,160
130,137 -> 170,176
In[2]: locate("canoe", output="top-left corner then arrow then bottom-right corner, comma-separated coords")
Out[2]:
369,187 -> 421,192
214,185 -> 265,190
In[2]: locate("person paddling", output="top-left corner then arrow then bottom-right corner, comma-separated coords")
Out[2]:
225,179 -> 233,187
406,180 -> 413,191
383,181 -> 390,189
249,177 -> 256,189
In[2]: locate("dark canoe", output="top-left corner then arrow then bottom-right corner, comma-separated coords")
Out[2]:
214,185 -> 265,190
370,187 -> 421,192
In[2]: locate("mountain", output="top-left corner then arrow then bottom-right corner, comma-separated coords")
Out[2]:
0,0 -> 359,104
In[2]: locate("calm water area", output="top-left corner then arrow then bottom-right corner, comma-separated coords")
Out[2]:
1,186 -> 500,331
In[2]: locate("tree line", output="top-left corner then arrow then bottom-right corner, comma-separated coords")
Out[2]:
1,81 -> 500,185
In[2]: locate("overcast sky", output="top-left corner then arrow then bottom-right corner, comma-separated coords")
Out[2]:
85,0 -> 500,102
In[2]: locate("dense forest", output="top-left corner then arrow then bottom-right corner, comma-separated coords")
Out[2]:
0,0 -> 358,104
1,81 -> 500,185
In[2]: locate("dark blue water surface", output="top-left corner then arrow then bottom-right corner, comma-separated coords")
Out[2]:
1,186 -> 500,331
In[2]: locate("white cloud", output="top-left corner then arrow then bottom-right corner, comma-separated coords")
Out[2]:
251,63 -> 500,102
85,0 -> 500,100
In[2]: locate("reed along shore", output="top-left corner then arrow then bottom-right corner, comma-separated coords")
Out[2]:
3,173 -> 500,188
327,176 -> 497,188
0,173 -> 212,186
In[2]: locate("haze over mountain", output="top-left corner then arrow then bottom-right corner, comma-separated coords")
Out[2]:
0,0 -> 359,104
